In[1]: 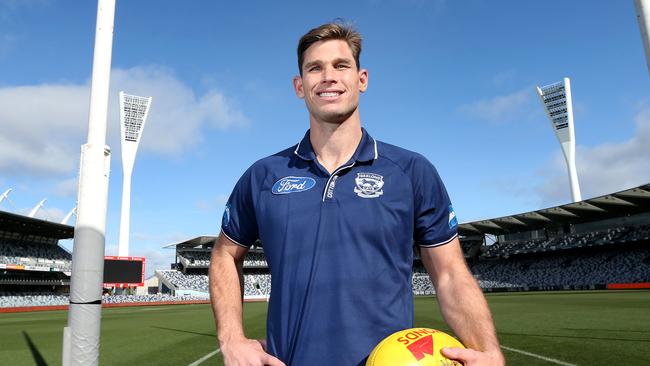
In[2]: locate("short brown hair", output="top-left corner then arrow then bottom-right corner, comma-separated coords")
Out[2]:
297,22 -> 362,75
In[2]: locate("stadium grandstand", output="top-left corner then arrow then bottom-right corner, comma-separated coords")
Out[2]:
0,210 -> 73,308
2,183 -> 649,309
457,182 -> 650,292
163,183 -> 650,301
159,236 -> 270,300
0,210 -> 209,308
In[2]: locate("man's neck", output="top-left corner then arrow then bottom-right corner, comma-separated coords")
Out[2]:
309,115 -> 362,174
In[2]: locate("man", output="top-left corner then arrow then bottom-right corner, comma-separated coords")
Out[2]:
209,22 -> 505,366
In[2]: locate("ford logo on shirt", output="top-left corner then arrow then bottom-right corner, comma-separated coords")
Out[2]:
272,176 -> 316,194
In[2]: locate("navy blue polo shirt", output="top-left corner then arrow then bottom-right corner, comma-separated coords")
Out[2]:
221,128 -> 458,366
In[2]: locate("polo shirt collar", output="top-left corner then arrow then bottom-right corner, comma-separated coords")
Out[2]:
294,127 -> 378,163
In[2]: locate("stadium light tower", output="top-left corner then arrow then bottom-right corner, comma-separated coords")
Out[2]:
117,92 -> 152,257
536,78 -> 582,202
635,0 -> 650,76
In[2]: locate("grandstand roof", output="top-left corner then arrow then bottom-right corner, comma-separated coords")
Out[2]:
0,210 -> 74,239
459,183 -> 650,236
163,236 -> 267,253
163,235 -> 216,249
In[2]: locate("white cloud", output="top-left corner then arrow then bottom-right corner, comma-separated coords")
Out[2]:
0,65 -> 249,177
459,86 -> 537,124
140,247 -> 176,277
108,66 -> 249,155
0,84 -> 89,176
538,107 -> 650,204
53,177 -> 78,198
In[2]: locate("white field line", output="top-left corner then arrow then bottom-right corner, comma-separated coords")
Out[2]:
188,348 -> 221,366
188,345 -> 574,366
130,307 -> 172,312
502,345 -> 577,366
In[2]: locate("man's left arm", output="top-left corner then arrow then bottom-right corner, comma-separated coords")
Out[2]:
421,238 -> 505,365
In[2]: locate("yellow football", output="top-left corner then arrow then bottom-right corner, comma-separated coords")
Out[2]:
366,328 -> 465,366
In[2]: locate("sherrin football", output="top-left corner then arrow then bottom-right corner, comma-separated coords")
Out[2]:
366,328 -> 465,366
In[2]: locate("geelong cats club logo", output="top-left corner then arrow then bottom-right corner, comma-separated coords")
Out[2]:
354,173 -> 384,198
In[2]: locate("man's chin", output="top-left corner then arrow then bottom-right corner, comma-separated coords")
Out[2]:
312,109 -> 356,125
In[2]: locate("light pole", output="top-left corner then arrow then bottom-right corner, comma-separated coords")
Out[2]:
118,92 -> 152,257
536,78 -> 582,203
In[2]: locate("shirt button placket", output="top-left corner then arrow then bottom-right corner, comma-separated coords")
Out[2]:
325,175 -> 339,201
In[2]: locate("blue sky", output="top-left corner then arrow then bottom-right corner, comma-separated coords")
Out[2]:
1,0 -> 650,274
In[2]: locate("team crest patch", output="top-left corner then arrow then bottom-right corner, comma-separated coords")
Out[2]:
354,173 -> 384,198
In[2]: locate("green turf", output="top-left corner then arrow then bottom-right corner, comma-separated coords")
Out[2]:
1,291 -> 648,365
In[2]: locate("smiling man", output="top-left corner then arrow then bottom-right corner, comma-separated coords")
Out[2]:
209,22 -> 505,366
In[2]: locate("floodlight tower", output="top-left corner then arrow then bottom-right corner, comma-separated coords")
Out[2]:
117,92 -> 152,257
536,78 -> 582,202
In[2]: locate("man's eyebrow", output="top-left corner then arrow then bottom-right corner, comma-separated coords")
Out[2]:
303,60 -> 321,69
303,57 -> 354,70
331,57 -> 353,64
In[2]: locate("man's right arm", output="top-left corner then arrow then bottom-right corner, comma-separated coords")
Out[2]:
209,233 -> 285,366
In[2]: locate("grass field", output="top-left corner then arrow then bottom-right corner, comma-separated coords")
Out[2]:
1,291 -> 649,365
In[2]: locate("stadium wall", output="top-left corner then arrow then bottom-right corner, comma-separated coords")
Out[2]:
607,282 -> 650,290
482,284 -> 607,293
0,300 -> 209,314
0,296 -> 271,313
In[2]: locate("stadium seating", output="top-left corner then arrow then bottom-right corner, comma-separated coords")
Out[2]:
412,274 -> 435,295
242,252 -> 268,267
481,224 -> 650,258
0,292 -> 209,308
102,293 -> 207,303
156,269 -> 272,297
472,247 -> 650,288
0,239 -> 72,270
177,250 -> 268,268
0,292 -> 69,308
2,220 -> 648,308
243,273 -> 271,296
178,251 -> 211,267
157,270 -> 209,291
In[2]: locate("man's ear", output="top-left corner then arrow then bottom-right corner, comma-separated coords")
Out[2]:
293,75 -> 305,98
358,69 -> 368,93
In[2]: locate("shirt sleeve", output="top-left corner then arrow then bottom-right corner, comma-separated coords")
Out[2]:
221,166 -> 259,248
411,155 -> 459,247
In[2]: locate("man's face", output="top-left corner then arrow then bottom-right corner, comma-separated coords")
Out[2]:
293,39 -> 368,124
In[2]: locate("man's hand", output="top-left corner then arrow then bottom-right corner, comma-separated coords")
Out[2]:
421,241 -> 504,365
441,347 -> 505,366
220,337 -> 286,366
